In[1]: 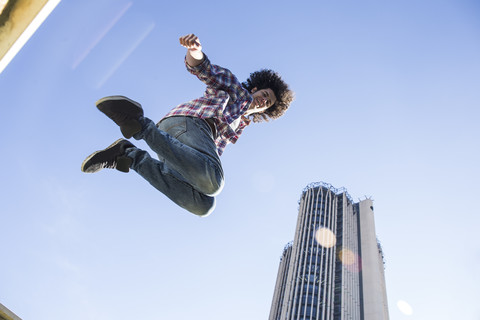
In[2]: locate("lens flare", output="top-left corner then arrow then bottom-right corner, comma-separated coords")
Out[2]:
338,248 -> 361,272
397,300 -> 413,316
338,248 -> 356,265
315,227 -> 336,248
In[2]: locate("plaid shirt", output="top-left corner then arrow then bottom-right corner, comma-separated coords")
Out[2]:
163,55 -> 253,156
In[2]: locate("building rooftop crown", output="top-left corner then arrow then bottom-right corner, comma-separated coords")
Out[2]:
302,181 -> 354,203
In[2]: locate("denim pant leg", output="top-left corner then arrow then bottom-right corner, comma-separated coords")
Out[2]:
153,116 -> 224,196
126,148 -> 216,216
125,116 -> 223,216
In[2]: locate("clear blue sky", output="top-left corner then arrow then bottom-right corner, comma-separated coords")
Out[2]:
1,0 -> 479,319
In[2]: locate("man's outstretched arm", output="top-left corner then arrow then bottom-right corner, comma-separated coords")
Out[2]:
179,34 -> 204,67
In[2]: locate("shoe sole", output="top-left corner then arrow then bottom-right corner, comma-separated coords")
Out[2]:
96,96 -> 143,139
95,95 -> 142,108
81,138 -> 130,173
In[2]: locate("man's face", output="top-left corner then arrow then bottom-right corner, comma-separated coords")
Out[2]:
249,88 -> 277,114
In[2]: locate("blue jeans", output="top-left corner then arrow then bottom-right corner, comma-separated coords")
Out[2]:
125,116 -> 224,216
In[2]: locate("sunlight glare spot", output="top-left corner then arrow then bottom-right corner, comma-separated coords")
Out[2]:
339,248 -> 361,272
397,300 -> 413,316
338,248 -> 356,265
315,227 -> 336,248
72,1 -> 132,70
96,21 -> 155,88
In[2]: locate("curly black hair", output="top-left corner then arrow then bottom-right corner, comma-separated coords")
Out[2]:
242,69 -> 294,123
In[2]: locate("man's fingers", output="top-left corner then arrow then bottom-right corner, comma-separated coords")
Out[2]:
180,34 -> 195,46
179,34 -> 201,48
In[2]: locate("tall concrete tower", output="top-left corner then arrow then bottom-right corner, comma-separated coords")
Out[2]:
269,182 -> 389,320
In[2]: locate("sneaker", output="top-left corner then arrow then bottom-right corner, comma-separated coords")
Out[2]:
96,95 -> 144,139
81,139 -> 135,173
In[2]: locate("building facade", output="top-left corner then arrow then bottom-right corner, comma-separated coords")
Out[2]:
269,182 -> 389,320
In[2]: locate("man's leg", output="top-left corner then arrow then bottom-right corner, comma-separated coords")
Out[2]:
81,139 -> 216,217
96,96 -> 224,196
135,116 -> 224,196
125,146 -> 217,216
92,96 -> 223,215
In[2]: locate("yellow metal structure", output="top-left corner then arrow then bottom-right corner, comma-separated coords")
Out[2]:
0,0 -> 61,73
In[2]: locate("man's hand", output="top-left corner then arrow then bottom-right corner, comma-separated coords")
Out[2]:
179,34 -> 204,67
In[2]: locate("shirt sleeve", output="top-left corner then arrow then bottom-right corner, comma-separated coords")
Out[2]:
185,54 -> 235,90
185,55 -> 253,124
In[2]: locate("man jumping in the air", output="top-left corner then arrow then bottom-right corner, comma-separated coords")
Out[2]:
81,34 -> 294,216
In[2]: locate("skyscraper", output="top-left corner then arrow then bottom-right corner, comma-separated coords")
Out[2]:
269,182 -> 389,320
